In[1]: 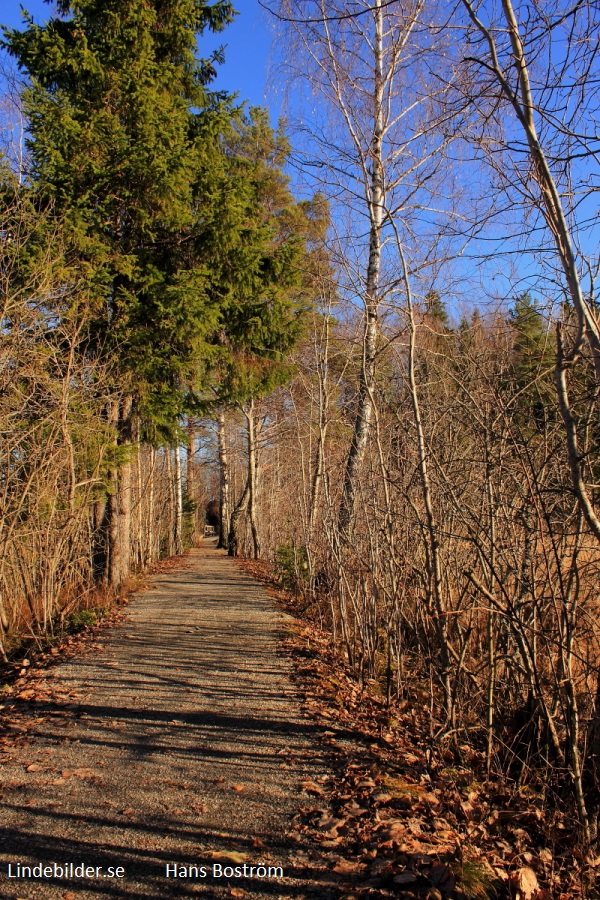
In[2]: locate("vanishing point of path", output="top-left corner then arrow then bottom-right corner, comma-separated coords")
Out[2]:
0,542 -> 336,899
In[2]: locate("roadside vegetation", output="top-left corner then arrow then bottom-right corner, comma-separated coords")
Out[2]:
1,0 -> 600,893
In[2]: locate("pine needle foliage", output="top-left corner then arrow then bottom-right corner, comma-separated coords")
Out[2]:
3,0 -> 235,428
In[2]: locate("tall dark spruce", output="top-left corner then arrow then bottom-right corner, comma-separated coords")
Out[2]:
4,0 -> 233,586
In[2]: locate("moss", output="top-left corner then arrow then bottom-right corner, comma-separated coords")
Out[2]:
63,608 -> 105,633
382,774 -> 425,797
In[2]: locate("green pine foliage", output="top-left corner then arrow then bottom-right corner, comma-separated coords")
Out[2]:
3,0 -> 235,427
3,2 -> 319,433
508,292 -> 554,432
196,108 -> 328,409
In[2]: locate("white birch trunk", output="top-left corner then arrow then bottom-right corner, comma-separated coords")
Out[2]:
338,0 -> 384,537
174,444 -> 183,555
217,410 -> 231,549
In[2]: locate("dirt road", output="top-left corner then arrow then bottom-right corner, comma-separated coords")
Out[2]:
0,542 -> 335,899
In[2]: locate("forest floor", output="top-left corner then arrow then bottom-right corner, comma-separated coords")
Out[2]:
0,543 -> 576,900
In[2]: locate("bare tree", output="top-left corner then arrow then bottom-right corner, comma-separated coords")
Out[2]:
273,0 -> 455,537
457,0 -> 600,543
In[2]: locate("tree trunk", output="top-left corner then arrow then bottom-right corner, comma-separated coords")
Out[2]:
174,443 -> 183,555
337,0 -> 384,538
92,496 -> 107,583
228,479 -> 250,557
165,447 -> 175,557
462,0 -> 600,543
217,410 -> 231,549
107,399 -> 121,589
245,400 -> 261,559
118,395 -> 134,584
147,445 -> 156,564
309,316 -> 331,535
404,266 -> 453,724
135,446 -> 143,570
187,419 -> 197,544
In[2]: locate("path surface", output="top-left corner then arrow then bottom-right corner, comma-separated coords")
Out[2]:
0,542 -> 335,899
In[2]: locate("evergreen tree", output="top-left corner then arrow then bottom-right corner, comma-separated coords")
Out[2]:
3,0 -> 234,415
193,109 -> 326,554
424,289 -> 449,328
3,0 -> 234,584
509,292 -> 554,433
194,109 -> 323,408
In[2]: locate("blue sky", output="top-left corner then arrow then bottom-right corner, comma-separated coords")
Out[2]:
1,0 -> 276,114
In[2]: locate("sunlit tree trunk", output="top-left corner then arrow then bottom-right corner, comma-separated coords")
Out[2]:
245,400 -> 261,559
217,410 -> 231,549
187,419 -> 197,544
174,443 -> 183,554
147,446 -> 156,563
119,395 -> 134,582
228,481 -> 249,558
165,447 -> 175,557
107,400 -> 121,589
461,0 -> 600,545
309,315 -> 331,535
338,0 -> 384,538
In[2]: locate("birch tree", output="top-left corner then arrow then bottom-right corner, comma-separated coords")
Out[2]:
456,0 -> 600,543
273,0 -> 458,538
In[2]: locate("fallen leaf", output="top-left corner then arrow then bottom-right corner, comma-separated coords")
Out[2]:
231,784 -> 245,792
394,871 -> 418,885
300,779 -> 325,796
370,860 -> 395,877
407,816 -> 425,836
379,819 -> 407,843
332,859 -> 366,876
428,862 -> 455,892
205,851 -> 249,865
509,867 -> 539,900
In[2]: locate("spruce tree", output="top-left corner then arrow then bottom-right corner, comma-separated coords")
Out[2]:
3,0 -> 234,584
191,109 -> 327,552
509,292 -> 554,433
3,0 -> 233,409
193,109 -> 319,408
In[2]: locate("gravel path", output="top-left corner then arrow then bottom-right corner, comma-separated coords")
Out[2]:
0,542 -> 336,899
